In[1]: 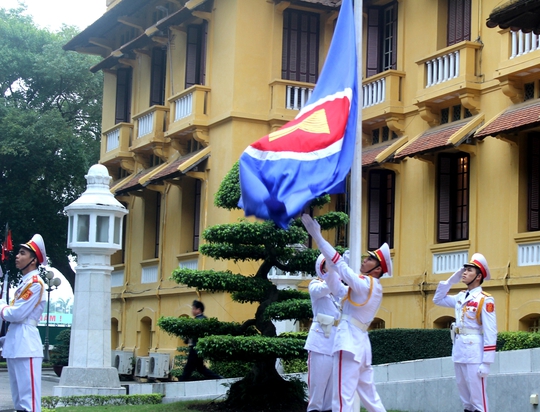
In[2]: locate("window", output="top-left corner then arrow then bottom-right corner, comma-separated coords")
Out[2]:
447,0 -> 471,46
150,47 -> 167,106
193,180 -> 201,251
368,170 -> 395,250
185,22 -> 208,88
528,133 -> 540,231
154,193 -> 161,258
371,125 -> 398,145
115,68 -> 132,124
366,2 -> 398,77
440,104 -> 472,124
282,9 -> 320,83
437,153 -> 469,242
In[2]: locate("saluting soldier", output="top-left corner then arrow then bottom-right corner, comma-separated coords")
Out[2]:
0,234 -> 47,412
433,253 -> 497,412
302,214 -> 388,412
304,254 -> 344,412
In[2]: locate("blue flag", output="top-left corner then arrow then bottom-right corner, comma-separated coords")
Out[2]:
238,0 -> 357,228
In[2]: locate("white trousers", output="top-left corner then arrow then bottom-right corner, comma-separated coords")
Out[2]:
7,357 -> 42,412
332,350 -> 386,412
307,351 -> 333,411
455,362 -> 489,412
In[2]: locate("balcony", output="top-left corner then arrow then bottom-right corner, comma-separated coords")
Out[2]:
495,29 -> 540,83
101,122 -> 133,166
415,41 -> 482,107
165,85 -> 210,146
269,79 -> 314,123
362,70 -> 405,127
131,105 -> 169,154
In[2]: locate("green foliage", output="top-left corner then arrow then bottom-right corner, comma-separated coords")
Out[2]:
50,328 -> 70,366
158,317 -> 244,342
214,161 -> 241,210
277,288 -> 310,301
370,329 -> 453,365
195,335 -> 308,362
496,331 -> 540,351
0,8 -> 102,289
264,299 -> 312,321
41,394 -> 163,409
281,357 -> 308,374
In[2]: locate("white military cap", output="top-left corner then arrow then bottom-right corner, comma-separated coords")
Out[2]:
20,234 -> 47,265
464,253 -> 491,280
368,242 -> 392,277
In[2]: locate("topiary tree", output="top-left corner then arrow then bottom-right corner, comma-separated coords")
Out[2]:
158,162 -> 348,411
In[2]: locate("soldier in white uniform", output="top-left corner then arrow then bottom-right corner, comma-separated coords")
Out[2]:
302,214 -> 388,412
0,234 -> 47,412
433,253 -> 497,412
305,254 -> 343,412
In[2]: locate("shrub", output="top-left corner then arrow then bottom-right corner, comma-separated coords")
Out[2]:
50,328 -> 71,366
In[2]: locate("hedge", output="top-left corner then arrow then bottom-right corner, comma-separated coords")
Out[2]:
41,394 -> 163,409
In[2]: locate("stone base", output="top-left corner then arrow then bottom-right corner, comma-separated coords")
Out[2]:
54,367 -> 125,397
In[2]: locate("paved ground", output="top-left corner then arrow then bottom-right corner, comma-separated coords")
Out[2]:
0,368 -> 59,412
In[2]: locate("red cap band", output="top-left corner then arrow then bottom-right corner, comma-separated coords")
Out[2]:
26,240 -> 44,265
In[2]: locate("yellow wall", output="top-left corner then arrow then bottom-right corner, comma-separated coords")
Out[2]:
78,0 -> 540,358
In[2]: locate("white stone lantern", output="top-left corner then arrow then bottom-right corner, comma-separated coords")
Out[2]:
55,164 -> 128,397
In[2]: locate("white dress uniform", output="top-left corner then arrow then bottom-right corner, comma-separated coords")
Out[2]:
305,255 -> 343,412
433,254 -> 497,412
0,235 -> 47,412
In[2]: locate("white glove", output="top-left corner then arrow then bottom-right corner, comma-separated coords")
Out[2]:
0,336 -> 5,349
447,268 -> 465,285
477,363 -> 490,378
301,214 -> 323,242
343,250 -> 350,266
302,214 -> 339,266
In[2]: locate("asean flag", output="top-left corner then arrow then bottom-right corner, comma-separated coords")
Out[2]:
238,0 -> 357,228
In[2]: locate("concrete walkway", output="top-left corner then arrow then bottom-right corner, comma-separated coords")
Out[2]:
0,369 -> 59,412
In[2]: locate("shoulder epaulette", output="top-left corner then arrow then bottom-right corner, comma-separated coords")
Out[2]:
481,291 -> 491,297
32,275 -> 39,283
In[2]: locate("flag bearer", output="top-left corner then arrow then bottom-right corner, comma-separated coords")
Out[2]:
0,234 -> 47,412
302,214 -> 388,412
433,253 -> 497,412
305,254 -> 343,412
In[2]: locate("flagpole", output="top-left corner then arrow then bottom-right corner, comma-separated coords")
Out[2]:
349,0 -> 363,273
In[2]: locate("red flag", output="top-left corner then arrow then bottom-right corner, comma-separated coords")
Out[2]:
6,230 -> 12,252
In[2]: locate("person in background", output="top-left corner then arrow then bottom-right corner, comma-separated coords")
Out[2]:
433,253 -> 497,412
179,300 -> 222,381
0,234 -> 47,412
305,254 -> 343,412
302,214 -> 388,412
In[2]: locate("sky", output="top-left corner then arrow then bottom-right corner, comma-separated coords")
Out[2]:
0,0 -> 107,31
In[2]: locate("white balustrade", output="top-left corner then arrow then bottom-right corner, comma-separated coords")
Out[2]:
174,92 -> 193,121
518,243 -> 540,266
432,250 -> 469,274
111,269 -> 124,287
425,51 -> 460,87
178,258 -> 198,270
106,128 -> 120,152
286,85 -> 313,110
141,264 -> 158,283
363,77 -> 386,108
137,112 -> 154,138
511,31 -> 540,59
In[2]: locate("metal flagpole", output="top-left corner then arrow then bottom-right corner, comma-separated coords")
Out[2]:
349,0 -> 363,274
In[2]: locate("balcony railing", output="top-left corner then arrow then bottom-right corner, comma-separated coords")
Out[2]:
432,250 -> 469,274
166,85 -> 210,139
363,77 -> 386,108
511,31 -> 540,59
100,122 -> 133,163
131,105 -> 169,151
141,264 -> 158,284
286,85 -> 313,110
425,51 -> 460,87
518,242 -> 540,266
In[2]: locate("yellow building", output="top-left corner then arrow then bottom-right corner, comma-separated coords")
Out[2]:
64,0 -> 540,358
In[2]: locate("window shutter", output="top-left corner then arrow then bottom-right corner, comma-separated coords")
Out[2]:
150,47 -> 167,106
368,171 -> 382,250
200,21 -> 208,86
448,0 -> 471,46
366,8 -> 380,77
438,155 -> 452,242
185,24 -> 207,88
529,134 -> 540,231
115,67 -> 132,124
384,172 -> 395,247
390,2 -> 398,70
282,9 -> 319,82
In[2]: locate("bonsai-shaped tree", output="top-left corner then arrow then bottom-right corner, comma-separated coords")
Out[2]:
158,162 -> 348,411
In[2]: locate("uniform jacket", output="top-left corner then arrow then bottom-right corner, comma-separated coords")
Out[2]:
433,283 -> 497,364
1,269 -> 46,358
304,278 -> 342,356
326,257 -> 383,364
